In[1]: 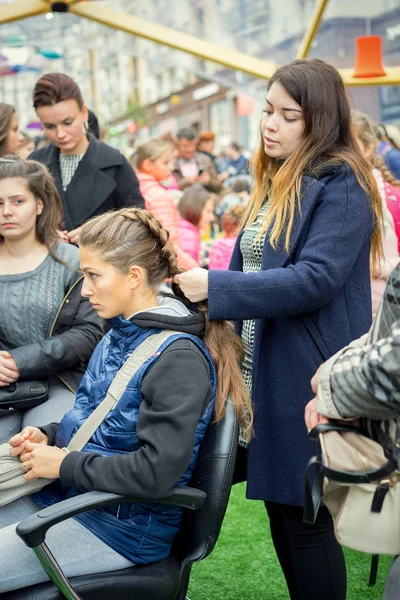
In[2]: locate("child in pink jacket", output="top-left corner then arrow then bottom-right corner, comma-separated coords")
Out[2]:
209,205 -> 245,270
136,139 -> 198,270
178,184 -> 216,264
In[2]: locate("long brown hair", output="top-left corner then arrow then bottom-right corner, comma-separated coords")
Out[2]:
244,59 -> 383,271
0,104 -> 15,157
80,207 -> 253,439
0,156 -> 63,261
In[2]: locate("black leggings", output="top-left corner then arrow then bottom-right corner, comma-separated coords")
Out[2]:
264,501 -> 347,600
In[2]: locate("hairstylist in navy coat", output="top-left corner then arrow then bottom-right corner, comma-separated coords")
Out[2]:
175,59 -> 383,600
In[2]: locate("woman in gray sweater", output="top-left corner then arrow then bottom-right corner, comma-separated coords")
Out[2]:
0,156 -> 103,442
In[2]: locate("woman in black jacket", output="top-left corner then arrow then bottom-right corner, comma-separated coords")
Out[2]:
29,73 -> 144,245
0,156 -> 103,442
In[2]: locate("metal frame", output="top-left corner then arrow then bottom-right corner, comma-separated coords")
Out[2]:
0,0 -> 48,25
33,544 -> 82,600
0,0 -> 398,86
296,0 -> 329,60
70,2 -> 277,80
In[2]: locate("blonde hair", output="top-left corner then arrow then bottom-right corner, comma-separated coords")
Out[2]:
80,207 -> 253,439
135,139 -> 174,171
222,204 -> 246,235
243,60 -> 383,274
353,111 -> 400,188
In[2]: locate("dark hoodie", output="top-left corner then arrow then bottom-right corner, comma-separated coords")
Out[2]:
39,295 -> 213,499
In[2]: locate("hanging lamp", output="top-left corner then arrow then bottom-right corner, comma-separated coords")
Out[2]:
353,35 -> 386,78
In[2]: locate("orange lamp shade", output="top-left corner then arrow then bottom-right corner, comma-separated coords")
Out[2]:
353,35 -> 386,78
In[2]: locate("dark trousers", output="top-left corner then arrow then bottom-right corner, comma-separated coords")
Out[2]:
233,447 -> 347,600
265,502 -> 347,600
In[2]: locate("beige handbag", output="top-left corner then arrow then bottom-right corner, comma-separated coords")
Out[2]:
0,330 -> 180,508
304,421 -> 400,555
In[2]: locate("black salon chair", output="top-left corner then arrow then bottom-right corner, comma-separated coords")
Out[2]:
2,401 -> 238,600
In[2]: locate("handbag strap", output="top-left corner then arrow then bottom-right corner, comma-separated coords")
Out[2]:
303,423 -> 398,525
67,330 -> 182,452
304,455 -> 324,524
308,422 -> 364,442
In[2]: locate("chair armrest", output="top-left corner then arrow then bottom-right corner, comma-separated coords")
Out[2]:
17,487 -> 206,548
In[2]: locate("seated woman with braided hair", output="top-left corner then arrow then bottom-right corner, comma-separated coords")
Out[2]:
0,207 -> 252,594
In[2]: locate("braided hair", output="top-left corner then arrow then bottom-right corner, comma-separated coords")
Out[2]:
80,207 -> 179,284
376,156 -> 400,188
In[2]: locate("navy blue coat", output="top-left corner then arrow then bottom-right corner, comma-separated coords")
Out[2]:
208,163 -> 375,505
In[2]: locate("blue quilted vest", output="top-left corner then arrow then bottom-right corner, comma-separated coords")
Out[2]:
34,317 -> 216,565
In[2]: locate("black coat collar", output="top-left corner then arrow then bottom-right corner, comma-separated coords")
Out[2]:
32,134 -> 125,229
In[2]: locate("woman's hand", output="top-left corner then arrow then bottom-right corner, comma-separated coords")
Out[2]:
304,397 -> 329,431
0,351 -> 19,387
174,268 -> 209,302
57,229 -> 69,242
19,442 -> 66,481
67,226 -> 83,245
9,426 -> 48,459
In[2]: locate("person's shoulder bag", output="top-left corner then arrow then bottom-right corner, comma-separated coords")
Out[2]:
303,300 -> 400,584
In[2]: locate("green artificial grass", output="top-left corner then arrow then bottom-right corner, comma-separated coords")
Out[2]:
188,483 -> 392,599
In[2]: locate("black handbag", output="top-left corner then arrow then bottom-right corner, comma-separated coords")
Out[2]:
0,380 -> 49,411
0,334 -> 49,411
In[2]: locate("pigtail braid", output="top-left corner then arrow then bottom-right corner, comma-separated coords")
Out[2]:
118,208 -> 179,279
375,156 -> 400,188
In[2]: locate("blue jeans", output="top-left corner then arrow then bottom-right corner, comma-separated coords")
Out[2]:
0,495 -> 134,593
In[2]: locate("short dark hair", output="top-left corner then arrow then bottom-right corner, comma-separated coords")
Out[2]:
176,128 -> 196,142
88,109 -> 100,139
230,142 -> 241,152
33,73 -> 84,110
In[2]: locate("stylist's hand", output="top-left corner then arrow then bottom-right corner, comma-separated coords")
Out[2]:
66,226 -> 83,245
174,268 -> 209,302
57,229 -> 69,242
9,426 -> 48,459
19,442 -> 66,481
304,397 -> 329,431
0,351 -> 19,386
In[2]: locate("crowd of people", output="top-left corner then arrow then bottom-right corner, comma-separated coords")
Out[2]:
1,59 -> 400,599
